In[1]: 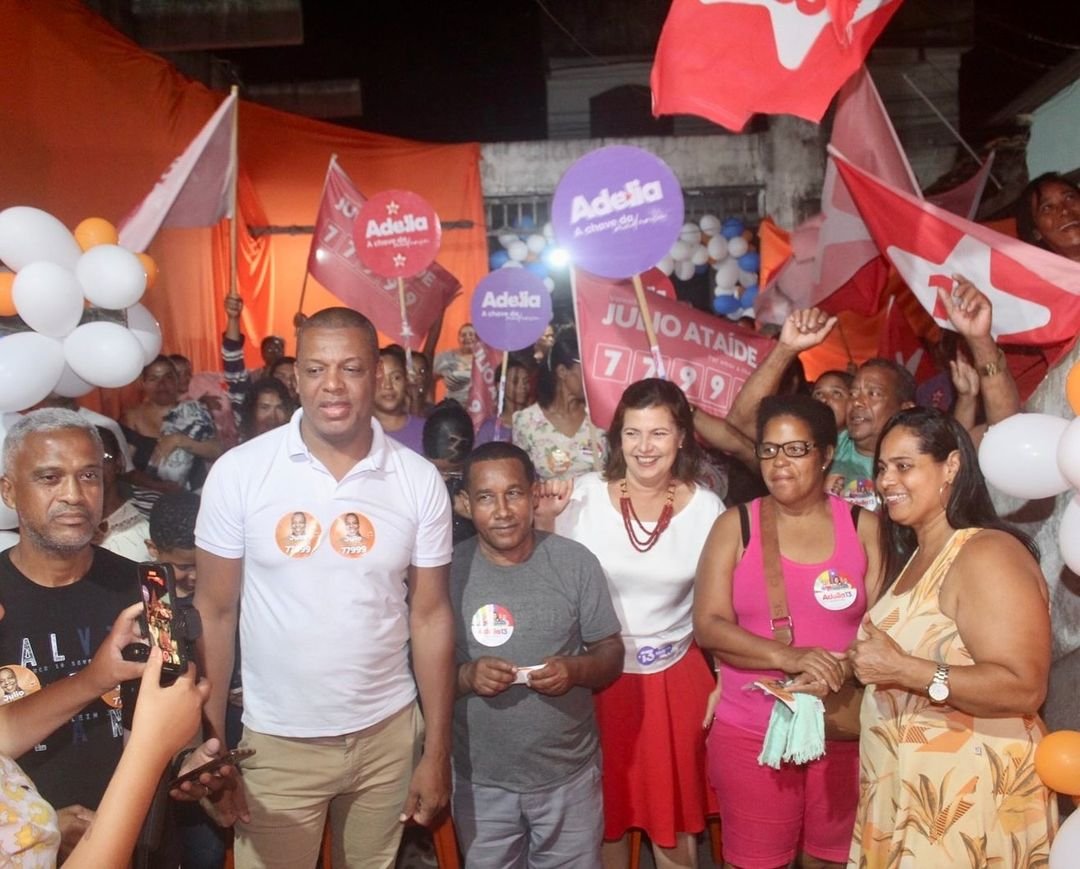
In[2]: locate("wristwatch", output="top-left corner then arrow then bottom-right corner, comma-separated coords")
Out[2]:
928,664 -> 950,703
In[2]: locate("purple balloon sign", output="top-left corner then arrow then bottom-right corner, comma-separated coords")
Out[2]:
551,145 -> 684,279
470,269 -> 552,351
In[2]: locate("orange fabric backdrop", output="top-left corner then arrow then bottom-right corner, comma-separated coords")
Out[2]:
0,0 -> 487,415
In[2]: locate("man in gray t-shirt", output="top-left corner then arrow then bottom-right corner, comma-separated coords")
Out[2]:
450,442 -> 623,869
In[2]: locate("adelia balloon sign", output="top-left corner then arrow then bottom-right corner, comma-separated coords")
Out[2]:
354,189 -> 441,278
470,269 -> 552,351
551,145 -> 684,279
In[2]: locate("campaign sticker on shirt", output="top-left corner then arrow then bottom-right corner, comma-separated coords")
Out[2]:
100,685 -> 122,709
545,446 -> 572,476
329,511 -> 376,559
470,604 -> 515,647
275,511 -> 322,558
0,664 -> 40,704
813,569 -> 858,611
841,478 -> 880,512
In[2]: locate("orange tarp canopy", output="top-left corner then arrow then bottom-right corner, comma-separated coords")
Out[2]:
0,0 -> 487,413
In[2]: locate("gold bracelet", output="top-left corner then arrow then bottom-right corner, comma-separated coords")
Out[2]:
978,348 -> 1006,378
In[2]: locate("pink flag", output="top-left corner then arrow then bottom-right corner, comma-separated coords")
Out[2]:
833,148 -> 1080,345
927,153 -> 996,221
650,0 -> 901,132
118,93 -> 237,253
306,158 -> 461,348
465,340 -> 500,433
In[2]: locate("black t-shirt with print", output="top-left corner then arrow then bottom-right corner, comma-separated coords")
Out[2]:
0,546 -> 140,809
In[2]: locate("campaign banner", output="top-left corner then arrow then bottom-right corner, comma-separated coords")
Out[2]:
551,146 -> 684,279
470,269 -> 552,351
354,189 -> 441,279
574,270 -> 774,430
306,159 -> 460,348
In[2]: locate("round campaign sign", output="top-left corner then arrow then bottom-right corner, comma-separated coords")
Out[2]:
470,269 -> 552,351
551,145 -> 684,279
354,189 -> 441,278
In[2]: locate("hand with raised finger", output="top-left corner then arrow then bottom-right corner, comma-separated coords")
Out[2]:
939,275 -> 992,339
949,356 -> 980,397
850,615 -> 909,686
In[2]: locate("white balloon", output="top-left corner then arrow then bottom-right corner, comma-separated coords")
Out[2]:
727,236 -> 749,258
542,222 -> 555,241
75,245 -> 147,310
543,277 -> 555,292
500,260 -> 523,269
738,270 -> 759,288
508,240 -> 529,263
63,322 -> 146,389
707,235 -> 729,261
691,244 -> 710,266
526,234 -> 547,255
699,214 -> 721,236
0,206 -> 82,271
675,259 -> 696,282
0,412 -> 19,529
714,258 -> 740,287
125,303 -> 163,364
12,261 -> 84,337
53,364 -> 95,398
498,232 -> 519,249
979,413 -> 1071,500
0,332 -> 65,412
714,285 -> 740,298
1060,495 -> 1080,577
679,222 -> 701,246
657,255 -> 675,276
669,240 -> 691,262
1050,806 -> 1080,869
1058,418 -> 1080,490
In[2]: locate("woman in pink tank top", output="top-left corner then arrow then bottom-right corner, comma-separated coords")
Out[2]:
694,394 -> 885,869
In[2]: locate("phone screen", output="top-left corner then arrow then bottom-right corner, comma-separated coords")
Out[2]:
137,563 -> 185,674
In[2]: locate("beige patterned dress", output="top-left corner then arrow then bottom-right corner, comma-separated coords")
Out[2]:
849,528 -> 1056,868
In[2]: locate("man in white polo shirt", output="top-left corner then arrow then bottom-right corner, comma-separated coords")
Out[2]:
195,307 -> 454,869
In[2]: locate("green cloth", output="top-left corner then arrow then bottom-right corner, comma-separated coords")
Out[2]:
830,431 -> 879,511
757,693 -> 826,768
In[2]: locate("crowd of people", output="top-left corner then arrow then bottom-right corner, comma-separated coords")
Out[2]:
0,177 -> 1073,869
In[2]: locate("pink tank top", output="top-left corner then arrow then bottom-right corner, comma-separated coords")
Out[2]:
715,495 -> 868,734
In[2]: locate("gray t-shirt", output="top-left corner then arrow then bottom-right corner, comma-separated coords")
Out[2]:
450,532 -> 621,792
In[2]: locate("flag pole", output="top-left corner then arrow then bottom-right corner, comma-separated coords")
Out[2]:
397,277 -> 414,372
493,351 -> 509,440
631,273 -> 667,379
228,85 -> 240,299
901,73 -> 1002,190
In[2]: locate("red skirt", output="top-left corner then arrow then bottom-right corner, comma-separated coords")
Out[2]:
594,643 -> 718,847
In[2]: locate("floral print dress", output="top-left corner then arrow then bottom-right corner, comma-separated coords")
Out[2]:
849,528 -> 1056,868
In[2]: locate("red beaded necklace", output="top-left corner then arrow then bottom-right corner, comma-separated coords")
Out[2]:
619,479 -> 676,553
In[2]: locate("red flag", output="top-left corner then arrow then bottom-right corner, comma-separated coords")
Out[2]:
833,149 -> 1080,345
878,296 -> 937,386
465,340 -> 500,433
306,158 -> 461,348
119,93 -> 237,253
573,270 -> 774,429
650,0 -> 901,132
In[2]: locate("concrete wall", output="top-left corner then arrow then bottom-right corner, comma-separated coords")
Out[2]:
480,119 -> 825,231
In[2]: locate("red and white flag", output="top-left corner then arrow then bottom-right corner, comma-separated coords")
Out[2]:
833,148 -> 1080,345
650,0 -> 902,132
306,158 -> 461,348
927,152 -> 996,221
119,93 -> 237,253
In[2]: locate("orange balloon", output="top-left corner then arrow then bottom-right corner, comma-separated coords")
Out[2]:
74,217 -> 118,251
0,272 -> 15,317
136,253 -> 158,290
1035,730 -> 1080,794
1066,361 -> 1080,417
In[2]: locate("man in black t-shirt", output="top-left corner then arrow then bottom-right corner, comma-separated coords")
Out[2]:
0,408 -> 232,862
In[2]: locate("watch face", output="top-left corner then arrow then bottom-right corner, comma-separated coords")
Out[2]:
929,680 -> 949,702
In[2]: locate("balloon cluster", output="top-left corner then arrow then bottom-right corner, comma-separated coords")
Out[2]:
654,215 -> 760,321
1035,730 -> 1080,867
977,359 -> 1080,575
488,218 -> 558,291
0,208 -> 162,412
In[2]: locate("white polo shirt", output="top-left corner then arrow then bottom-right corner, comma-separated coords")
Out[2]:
196,411 -> 452,737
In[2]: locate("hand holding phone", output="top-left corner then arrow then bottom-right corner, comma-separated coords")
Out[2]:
137,563 -> 187,679
168,748 -> 255,791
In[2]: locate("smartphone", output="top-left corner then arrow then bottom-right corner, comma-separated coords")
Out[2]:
168,748 -> 255,790
137,563 -> 186,677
